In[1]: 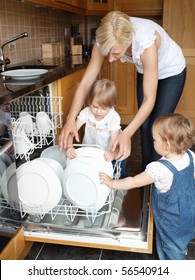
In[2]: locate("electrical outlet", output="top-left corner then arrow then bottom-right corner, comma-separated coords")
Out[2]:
9,41 -> 16,51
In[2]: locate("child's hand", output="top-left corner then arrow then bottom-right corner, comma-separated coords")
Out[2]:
66,146 -> 76,159
104,151 -> 115,161
99,172 -> 113,188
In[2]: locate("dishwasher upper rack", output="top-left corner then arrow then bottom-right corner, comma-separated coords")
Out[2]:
10,96 -> 63,161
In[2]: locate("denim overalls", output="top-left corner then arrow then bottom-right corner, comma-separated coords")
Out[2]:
152,150 -> 195,260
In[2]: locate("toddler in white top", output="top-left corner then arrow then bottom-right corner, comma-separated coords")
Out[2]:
66,79 -> 121,162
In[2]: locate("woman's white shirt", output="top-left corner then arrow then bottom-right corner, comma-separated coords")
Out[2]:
120,17 -> 186,79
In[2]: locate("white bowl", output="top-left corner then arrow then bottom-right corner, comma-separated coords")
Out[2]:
40,145 -> 67,169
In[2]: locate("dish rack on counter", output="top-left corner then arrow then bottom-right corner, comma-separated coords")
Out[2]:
10,96 -> 63,161
0,161 -> 122,227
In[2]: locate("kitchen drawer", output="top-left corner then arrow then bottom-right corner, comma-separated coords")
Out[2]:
0,227 -> 33,260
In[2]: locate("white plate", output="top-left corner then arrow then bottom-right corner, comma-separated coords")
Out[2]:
33,158 -> 63,183
0,152 -> 14,167
17,161 -> 62,214
1,69 -> 48,80
41,145 -> 67,169
68,156 -> 113,177
62,158 -> 112,212
75,147 -> 105,161
0,159 -> 7,177
1,163 -> 20,209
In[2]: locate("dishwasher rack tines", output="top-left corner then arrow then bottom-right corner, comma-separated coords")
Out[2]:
10,96 -> 63,161
0,161 -> 122,227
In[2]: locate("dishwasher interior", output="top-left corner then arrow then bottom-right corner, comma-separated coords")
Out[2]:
0,89 -> 152,250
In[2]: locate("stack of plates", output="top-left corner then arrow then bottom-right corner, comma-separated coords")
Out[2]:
1,162 -> 19,210
62,147 -> 113,212
1,160 -> 62,215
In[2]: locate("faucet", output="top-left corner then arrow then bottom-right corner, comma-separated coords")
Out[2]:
0,32 -> 28,72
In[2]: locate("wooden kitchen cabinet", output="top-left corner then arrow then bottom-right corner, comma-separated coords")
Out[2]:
114,0 -> 163,16
86,0 -> 114,15
163,0 -> 195,125
98,57 -> 110,79
57,68 -> 85,125
111,61 -> 137,125
27,0 -> 163,16
27,0 -> 86,14
0,227 -> 33,260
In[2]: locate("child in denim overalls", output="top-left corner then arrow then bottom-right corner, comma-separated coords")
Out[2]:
100,113 -> 195,259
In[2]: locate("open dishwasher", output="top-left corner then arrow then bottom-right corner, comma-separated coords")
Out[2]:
0,86 -> 153,254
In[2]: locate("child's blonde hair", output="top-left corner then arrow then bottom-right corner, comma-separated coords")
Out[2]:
96,11 -> 134,56
87,79 -> 117,108
153,113 -> 195,154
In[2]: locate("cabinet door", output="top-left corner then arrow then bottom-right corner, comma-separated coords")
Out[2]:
57,69 -> 85,125
114,0 -> 163,16
98,57 -> 110,79
163,0 -> 195,125
111,61 -> 137,125
27,0 -> 85,14
86,0 -> 114,15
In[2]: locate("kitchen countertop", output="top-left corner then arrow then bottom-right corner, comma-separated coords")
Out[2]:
0,55 -> 89,105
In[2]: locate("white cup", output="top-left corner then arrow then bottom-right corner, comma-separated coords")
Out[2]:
19,112 -> 34,135
13,131 -> 34,155
36,112 -> 54,135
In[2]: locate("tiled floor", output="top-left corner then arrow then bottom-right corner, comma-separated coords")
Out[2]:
24,130 -> 195,260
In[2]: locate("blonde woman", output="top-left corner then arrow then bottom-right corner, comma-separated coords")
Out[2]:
100,113 -> 195,260
59,11 -> 186,170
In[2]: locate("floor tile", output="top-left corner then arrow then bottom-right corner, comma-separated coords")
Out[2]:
25,242 -> 44,260
29,243 -> 102,260
101,249 -> 158,260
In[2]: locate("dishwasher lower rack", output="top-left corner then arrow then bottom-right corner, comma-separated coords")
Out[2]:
10,96 -> 63,161
0,162 -> 122,226
0,190 -> 116,226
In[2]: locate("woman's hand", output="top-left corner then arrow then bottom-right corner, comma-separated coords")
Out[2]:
58,119 -> 79,150
112,130 -> 131,161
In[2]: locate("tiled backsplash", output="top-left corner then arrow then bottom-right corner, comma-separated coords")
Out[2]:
0,0 -> 100,66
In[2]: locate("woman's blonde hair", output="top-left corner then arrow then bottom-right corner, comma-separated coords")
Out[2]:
87,79 -> 117,108
153,113 -> 195,154
96,11 -> 134,56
